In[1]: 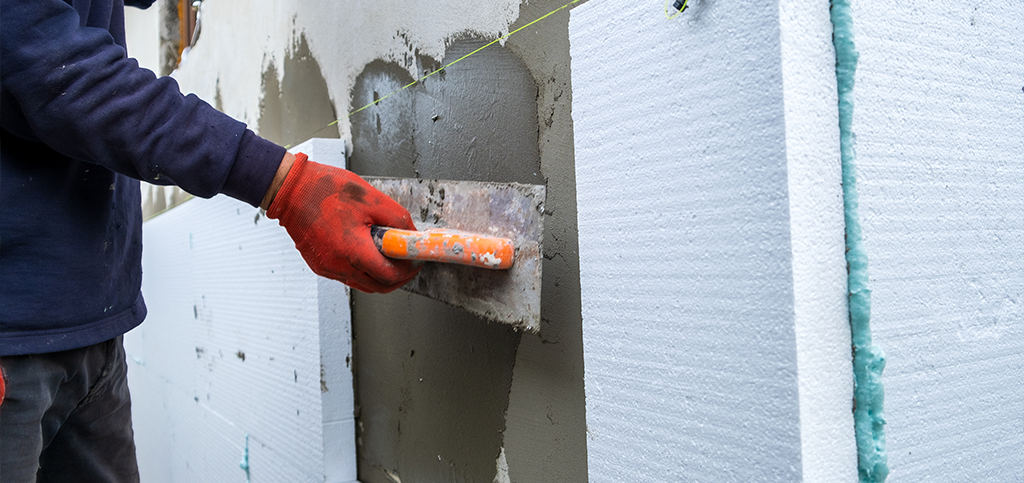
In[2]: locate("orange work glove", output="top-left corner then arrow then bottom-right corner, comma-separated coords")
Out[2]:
267,153 -> 421,293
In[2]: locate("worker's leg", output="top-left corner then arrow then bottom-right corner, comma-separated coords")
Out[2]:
0,336 -> 140,483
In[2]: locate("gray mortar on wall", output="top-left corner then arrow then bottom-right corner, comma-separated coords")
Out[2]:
500,3 -> 587,479
347,3 -> 586,482
259,36 -> 340,146
222,2 -> 586,481
348,44 -> 538,480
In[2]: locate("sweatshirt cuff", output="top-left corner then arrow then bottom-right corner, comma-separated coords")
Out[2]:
220,130 -> 286,207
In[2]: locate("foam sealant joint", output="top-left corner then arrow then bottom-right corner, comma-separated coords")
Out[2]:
830,0 -> 889,481
240,433 -> 251,483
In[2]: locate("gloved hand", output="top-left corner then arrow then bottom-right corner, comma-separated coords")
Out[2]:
267,153 -> 421,293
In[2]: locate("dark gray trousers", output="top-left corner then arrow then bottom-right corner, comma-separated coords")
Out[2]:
0,336 -> 140,483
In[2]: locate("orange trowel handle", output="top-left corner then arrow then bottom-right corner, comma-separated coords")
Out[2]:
370,225 -> 515,270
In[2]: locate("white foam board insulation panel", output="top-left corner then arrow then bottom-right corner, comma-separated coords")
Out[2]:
570,0 -> 855,480
848,1 -> 1023,480
572,0 -> 1022,480
125,139 -> 357,483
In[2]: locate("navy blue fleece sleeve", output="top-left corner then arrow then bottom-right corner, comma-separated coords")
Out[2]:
0,0 -> 283,206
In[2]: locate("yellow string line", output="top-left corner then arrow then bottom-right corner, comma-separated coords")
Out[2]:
664,0 -> 687,20
285,0 -> 583,149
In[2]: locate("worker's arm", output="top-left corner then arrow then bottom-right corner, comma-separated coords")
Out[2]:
1,0 -> 418,292
1,0 -> 279,206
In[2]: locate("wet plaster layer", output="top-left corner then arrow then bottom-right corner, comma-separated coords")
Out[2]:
498,3 -> 588,481
258,36 -> 340,146
170,0 -> 527,143
349,43 -> 535,481
349,15 -> 586,482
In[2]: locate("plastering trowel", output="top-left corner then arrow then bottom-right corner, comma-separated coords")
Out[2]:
364,177 -> 545,332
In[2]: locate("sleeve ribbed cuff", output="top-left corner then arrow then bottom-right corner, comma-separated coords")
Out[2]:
219,130 -> 286,207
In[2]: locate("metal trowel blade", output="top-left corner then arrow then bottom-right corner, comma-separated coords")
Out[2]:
364,177 -> 545,332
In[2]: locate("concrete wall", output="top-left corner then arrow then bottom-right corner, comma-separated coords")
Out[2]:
849,1 -> 1023,480
126,1 -> 587,481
